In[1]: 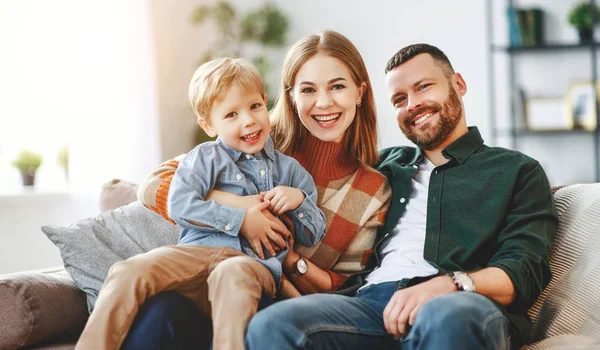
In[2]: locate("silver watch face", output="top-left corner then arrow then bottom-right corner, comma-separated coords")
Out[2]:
454,272 -> 475,292
297,258 -> 308,274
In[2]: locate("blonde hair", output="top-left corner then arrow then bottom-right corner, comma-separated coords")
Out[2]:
188,57 -> 265,120
270,30 -> 378,166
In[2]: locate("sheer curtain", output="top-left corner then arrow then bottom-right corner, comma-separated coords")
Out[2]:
0,0 -> 161,194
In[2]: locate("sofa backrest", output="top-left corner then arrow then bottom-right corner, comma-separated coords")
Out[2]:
527,183 -> 600,344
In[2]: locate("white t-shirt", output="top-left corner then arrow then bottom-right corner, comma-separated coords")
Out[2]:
363,157 -> 439,288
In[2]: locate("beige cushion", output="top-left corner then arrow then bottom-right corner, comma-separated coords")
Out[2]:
523,334 -> 600,349
527,184 -> 600,344
98,179 -> 139,212
0,272 -> 87,349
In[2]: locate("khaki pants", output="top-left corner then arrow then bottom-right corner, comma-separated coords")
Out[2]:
76,245 -> 276,350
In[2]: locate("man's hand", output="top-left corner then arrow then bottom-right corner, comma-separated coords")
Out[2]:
383,275 -> 457,338
240,201 -> 292,259
261,186 -> 305,215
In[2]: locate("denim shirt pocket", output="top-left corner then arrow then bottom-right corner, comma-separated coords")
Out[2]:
216,172 -> 250,195
218,172 -> 245,184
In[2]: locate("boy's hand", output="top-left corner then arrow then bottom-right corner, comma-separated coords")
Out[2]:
241,201 -> 292,259
261,186 -> 305,215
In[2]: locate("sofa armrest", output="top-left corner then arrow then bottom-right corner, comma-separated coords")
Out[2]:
0,271 -> 88,349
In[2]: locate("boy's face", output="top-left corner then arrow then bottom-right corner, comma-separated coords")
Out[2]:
198,84 -> 270,154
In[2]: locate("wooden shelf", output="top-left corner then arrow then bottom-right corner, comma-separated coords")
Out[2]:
494,128 -> 597,136
491,42 -> 600,53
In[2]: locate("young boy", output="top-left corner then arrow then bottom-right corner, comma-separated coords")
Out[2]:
76,58 -> 326,350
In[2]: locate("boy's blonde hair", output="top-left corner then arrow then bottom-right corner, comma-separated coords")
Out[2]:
270,30 -> 379,166
188,57 -> 265,120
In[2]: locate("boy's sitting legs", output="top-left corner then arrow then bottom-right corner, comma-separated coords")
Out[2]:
208,255 -> 277,350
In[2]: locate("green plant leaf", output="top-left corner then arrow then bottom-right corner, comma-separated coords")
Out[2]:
11,150 -> 43,173
190,5 -> 211,24
568,2 -> 600,29
241,2 -> 289,47
57,144 -> 68,170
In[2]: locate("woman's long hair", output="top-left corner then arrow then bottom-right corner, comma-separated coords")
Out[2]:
270,30 -> 378,166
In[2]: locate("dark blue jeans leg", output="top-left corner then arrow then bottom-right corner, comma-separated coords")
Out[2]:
121,292 -> 276,350
121,291 -> 212,350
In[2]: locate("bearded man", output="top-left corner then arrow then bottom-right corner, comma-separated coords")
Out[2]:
244,44 -> 558,350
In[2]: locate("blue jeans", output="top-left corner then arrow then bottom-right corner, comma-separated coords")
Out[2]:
245,281 -> 511,350
122,291 -> 276,350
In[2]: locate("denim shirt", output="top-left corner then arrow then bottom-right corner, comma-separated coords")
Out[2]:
168,136 -> 326,284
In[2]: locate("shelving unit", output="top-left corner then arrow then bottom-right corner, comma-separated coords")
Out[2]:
487,0 -> 600,182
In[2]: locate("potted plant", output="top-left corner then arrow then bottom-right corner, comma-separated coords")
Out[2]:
57,144 -> 69,180
11,150 -> 43,186
568,1 -> 600,43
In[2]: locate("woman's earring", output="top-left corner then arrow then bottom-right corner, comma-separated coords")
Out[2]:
357,102 -> 362,107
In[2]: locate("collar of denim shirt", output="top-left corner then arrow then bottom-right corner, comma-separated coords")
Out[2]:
215,135 -> 276,161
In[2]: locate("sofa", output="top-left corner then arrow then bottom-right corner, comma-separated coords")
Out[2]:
1,182 -> 600,350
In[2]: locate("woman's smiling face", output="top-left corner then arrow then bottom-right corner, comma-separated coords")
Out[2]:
291,53 -> 365,143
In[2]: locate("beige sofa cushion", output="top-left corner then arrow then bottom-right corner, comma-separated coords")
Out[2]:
0,271 -> 87,349
526,183 -> 600,345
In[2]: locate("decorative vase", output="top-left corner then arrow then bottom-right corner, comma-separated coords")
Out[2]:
578,28 -> 594,43
20,167 -> 37,187
21,172 -> 35,187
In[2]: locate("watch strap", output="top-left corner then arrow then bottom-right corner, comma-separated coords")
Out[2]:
290,255 -> 307,278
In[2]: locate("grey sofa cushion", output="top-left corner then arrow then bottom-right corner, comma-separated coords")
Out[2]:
41,201 -> 180,311
0,271 -> 87,349
527,184 -> 600,345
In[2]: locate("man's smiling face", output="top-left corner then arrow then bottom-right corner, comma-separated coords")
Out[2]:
386,53 -> 467,150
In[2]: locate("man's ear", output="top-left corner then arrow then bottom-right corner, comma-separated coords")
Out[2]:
197,116 -> 217,138
452,73 -> 467,97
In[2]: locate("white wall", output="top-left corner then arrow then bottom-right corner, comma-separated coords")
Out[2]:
0,192 -> 97,274
1,0 -> 161,274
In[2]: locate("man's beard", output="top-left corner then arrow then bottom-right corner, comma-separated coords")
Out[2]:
399,84 -> 463,150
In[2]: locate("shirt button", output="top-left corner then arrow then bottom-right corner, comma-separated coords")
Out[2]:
236,174 -> 242,181
245,154 -> 251,159
400,197 -> 406,203
412,165 -> 419,169
260,169 -> 266,177
298,213 -> 304,218
224,224 -> 231,231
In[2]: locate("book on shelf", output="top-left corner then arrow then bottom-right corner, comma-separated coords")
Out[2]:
507,7 -> 544,47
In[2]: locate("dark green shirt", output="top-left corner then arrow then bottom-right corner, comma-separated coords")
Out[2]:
338,127 -> 557,348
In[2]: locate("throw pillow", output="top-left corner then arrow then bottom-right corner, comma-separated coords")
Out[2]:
98,179 -> 139,212
41,201 -> 180,312
0,271 -> 88,349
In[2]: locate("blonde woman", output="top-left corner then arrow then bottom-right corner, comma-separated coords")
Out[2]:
124,30 -> 392,349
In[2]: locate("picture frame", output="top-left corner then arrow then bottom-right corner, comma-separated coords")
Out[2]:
525,97 -> 573,131
565,81 -> 599,131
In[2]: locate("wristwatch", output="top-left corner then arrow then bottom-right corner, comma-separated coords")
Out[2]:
290,255 -> 308,278
449,271 -> 476,292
